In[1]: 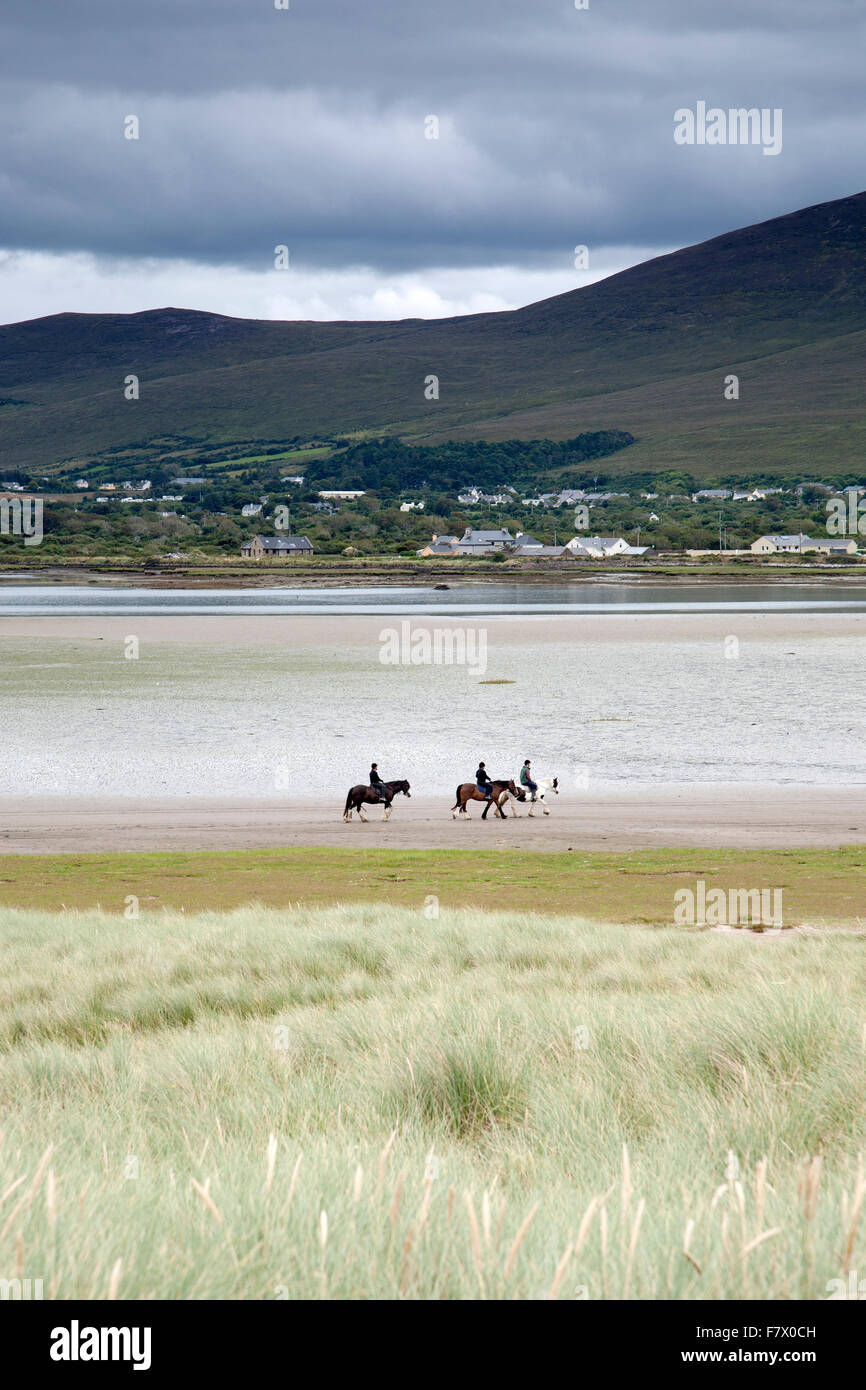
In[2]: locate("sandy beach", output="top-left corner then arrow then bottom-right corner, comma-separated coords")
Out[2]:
1,611 -> 865,645
2,786 -> 865,855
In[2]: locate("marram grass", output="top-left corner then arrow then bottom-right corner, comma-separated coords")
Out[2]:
1,903 -> 866,1300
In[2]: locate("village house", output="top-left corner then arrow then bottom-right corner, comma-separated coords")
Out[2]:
241,534 -> 314,560
750,534 -> 809,554
811,537 -> 859,554
456,527 -> 516,554
457,488 -> 514,506
750,534 -> 858,555
750,530 -> 861,553
416,534 -> 460,557
513,543 -> 566,558
564,535 -> 634,558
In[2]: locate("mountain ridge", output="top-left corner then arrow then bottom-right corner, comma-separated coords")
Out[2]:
1,190 -> 865,479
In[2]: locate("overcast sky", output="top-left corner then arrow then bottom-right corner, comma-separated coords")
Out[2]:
1,0 -> 863,324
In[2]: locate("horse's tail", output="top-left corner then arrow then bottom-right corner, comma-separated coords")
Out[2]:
344,788 -> 354,815
452,784 -> 462,810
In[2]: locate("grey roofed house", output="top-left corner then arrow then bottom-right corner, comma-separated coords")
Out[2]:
810,537 -> 859,553
415,533 -> 460,556
513,544 -> 565,558
693,489 -> 732,500
750,533 -> 813,553
456,527 -> 516,553
427,542 -> 459,556
241,534 -> 314,558
514,532 -> 542,547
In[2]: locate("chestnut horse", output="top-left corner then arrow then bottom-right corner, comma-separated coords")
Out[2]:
451,779 -> 519,820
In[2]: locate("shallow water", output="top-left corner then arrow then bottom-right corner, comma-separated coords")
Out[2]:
2,581 -> 866,617
1,598 -> 864,796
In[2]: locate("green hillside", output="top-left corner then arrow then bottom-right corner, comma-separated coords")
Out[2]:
1,191 -> 865,480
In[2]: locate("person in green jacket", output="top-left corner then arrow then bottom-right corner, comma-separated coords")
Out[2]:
519,760 -> 538,800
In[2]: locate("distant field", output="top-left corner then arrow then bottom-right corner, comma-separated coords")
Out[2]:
208,446 -> 335,468
0,845 -> 862,924
2,902 -> 865,1299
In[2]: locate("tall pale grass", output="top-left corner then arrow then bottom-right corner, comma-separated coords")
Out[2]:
1,903 -> 865,1299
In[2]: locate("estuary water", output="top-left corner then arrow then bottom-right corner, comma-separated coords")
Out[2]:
0,582 -> 864,797
1,580 -> 866,617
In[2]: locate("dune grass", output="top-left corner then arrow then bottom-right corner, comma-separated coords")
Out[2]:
1,903 -> 866,1300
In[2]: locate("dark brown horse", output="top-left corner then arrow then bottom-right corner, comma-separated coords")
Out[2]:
451,779 -> 520,820
343,779 -> 411,822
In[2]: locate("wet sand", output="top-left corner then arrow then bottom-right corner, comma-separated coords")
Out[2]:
1,787 -> 864,855
0,611 -> 865,646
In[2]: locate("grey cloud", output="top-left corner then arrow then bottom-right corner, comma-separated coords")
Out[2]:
1,0 -> 864,275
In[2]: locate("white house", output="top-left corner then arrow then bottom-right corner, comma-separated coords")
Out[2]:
241,502 -> 264,517
750,534 -> 812,554
565,535 -> 631,558
400,501 -> 425,512
750,534 -> 858,555
318,490 -> 365,500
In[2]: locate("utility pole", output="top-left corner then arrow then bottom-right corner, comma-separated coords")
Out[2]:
718,510 -> 723,553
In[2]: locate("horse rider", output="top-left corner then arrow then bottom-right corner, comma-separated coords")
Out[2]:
520,760 -> 538,801
475,761 -> 493,802
369,764 -> 386,800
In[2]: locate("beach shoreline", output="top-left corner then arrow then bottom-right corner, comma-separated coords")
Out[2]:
2,786 -> 865,855
1,610 -> 864,644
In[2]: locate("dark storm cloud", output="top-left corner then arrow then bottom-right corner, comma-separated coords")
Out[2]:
1,0 -> 864,271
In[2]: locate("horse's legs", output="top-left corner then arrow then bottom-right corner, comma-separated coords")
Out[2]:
358,803 -> 369,822
383,801 -> 392,821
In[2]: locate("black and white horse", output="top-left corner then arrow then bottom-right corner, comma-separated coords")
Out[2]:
509,776 -> 559,817
343,779 -> 411,822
